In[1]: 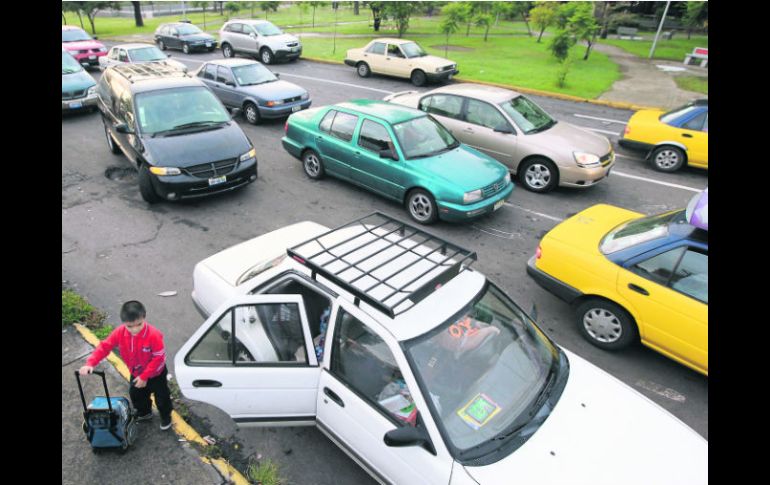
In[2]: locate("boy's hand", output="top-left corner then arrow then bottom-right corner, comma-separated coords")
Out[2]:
134,377 -> 147,388
79,365 -> 94,376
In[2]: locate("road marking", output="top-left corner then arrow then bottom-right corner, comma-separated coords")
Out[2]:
574,114 -> 628,125
272,72 -> 396,94
504,203 -> 564,222
635,380 -> 687,403
611,170 -> 703,192
472,223 -> 524,239
587,127 -> 621,136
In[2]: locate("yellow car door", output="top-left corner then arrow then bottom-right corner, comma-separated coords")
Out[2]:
616,245 -> 708,375
678,112 -> 708,168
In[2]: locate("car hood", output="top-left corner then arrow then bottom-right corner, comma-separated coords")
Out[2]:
62,69 -> 96,93
463,348 -> 707,485
181,32 -> 215,42
62,40 -> 104,51
239,80 -> 306,101
412,145 -> 508,192
526,121 -> 611,157
543,204 -> 642,252
412,55 -> 455,68
142,122 -> 251,168
264,33 -> 300,46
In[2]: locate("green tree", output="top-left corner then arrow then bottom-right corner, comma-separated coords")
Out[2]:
76,2 -> 119,35
383,2 -> 417,38
549,30 -> 575,87
474,13 -> 493,42
366,1 -> 384,32
530,1 -> 558,43
490,1 -> 514,27
191,1 -> 209,28
683,1 -> 708,40
308,1 -> 328,28
62,2 -> 85,29
261,1 -> 280,19
510,1 -> 533,36
568,2 -> 600,60
224,1 -> 240,20
439,2 -> 463,58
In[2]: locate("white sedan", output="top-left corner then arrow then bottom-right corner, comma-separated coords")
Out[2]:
98,43 -> 188,72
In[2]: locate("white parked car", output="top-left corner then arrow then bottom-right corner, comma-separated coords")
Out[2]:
98,43 -> 188,73
219,19 -> 302,65
176,212 -> 707,485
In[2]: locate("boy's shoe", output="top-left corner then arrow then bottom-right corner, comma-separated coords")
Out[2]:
160,416 -> 172,430
136,413 -> 153,422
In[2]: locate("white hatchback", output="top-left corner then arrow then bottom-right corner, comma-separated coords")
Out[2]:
175,212 -> 707,485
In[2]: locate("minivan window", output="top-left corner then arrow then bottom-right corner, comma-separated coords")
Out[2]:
62,28 -> 92,42
227,23 -> 243,34
134,87 -> 230,136
232,63 -> 277,86
366,42 -> 386,55
329,112 -> 359,142
254,22 -> 283,36
62,51 -> 83,74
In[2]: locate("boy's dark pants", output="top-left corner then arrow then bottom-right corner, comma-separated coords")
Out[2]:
129,366 -> 173,420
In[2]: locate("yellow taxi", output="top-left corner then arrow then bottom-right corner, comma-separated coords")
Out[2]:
619,99 -> 708,172
526,196 -> 708,376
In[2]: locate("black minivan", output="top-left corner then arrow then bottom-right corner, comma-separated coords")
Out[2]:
97,63 -> 258,203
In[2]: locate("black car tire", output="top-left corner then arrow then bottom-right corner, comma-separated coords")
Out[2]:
650,145 -> 686,173
302,149 -> 325,180
103,120 -> 121,155
182,43 -> 190,55
356,62 -> 371,78
410,69 -> 427,87
575,298 -> 638,351
208,47 -> 216,52
158,40 -> 166,51
222,43 -> 234,58
406,188 -> 438,225
138,164 -> 162,204
244,102 -> 261,125
260,47 -> 274,65
518,157 -> 558,193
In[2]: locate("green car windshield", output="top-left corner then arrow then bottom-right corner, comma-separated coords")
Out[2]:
129,46 -> 167,62
499,95 -> 556,134
135,87 -> 230,136
232,63 -> 277,86
401,42 -> 428,58
255,23 -> 283,36
405,283 -> 559,459
393,116 -> 459,159
62,51 -> 83,74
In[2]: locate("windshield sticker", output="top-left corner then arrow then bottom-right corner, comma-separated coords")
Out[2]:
448,316 -> 479,339
457,393 -> 501,430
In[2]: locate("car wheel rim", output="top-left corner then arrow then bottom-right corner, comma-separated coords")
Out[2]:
262,51 -> 271,63
583,308 -> 622,343
246,106 -> 257,123
655,150 -> 679,169
183,44 -> 189,54
224,46 -> 232,57
410,194 -> 432,221
358,65 -> 367,76
304,154 -> 320,176
159,41 -> 164,50
525,164 -> 551,189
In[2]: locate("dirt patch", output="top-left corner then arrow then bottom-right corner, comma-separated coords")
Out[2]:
429,45 -> 474,52
104,167 -> 137,182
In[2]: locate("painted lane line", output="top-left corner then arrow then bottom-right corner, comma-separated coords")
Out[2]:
503,203 -> 564,223
586,127 -> 621,136
272,72 -> 396,94
635,380 -> 687,403
574,113 -> 628,125
472,224 -> 523,240
611,170 -> 703,193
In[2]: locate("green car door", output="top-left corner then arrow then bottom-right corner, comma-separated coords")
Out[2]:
350,118 -> 405,200
315,109 -> 359,179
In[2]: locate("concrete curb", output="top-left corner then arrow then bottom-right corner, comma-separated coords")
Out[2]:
73,324 -> 250,485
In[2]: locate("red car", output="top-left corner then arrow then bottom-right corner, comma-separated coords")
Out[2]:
62,25 -> 107,69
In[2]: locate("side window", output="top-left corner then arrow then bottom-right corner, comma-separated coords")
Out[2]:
329,112 -> 359,142
117,91 -> 134,125
670,249 -> 708,303
358,119 -> 395,154
118,49 -> 129,62
366,42 -> 386,55
465,98 -> 509,131
387,44 -> 404,58
319,110 -> 336,133
420,94 -> 464,119
331,309 -> 417,426
631,246 -> 686,286
217,66 -> 234,85
187,303 -> 309,365
202,64 -> 217,80
97,73 -> 112,108
108,48 -> 119,60
703,114 -> 708,132
682,111 -> 707,131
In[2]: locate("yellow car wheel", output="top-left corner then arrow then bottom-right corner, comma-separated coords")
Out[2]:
575,299 -> 638,351
650,146 -> 686,173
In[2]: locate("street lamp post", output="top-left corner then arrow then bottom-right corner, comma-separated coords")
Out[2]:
649,0 -> 672,59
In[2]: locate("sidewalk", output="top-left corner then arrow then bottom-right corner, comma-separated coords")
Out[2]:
62,328 -> 227,485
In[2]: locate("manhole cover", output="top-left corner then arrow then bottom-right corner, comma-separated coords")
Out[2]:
105,167 -> 137,182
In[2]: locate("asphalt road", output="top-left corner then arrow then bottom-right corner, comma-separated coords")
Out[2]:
62,46 -> 708,484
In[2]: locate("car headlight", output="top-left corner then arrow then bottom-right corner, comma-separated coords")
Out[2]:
87,85 -> 97,96
504,172 -> 511,185
149,166 -> 182,176
435,67 -> 443,73
240,148 -> 257,162
463,189 -> 483,204
574,152 -> 601,168
300,93 -> 309,100
265,100 -> 284,107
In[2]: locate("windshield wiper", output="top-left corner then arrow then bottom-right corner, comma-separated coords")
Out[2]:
528,119 -> 557,134
151,121 -> 228,137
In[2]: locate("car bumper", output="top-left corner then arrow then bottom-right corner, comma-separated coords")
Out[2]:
426,69 -> 459,82
258,100 -> 312,119
71,52 -> 106,66
558,160 -> 615,189
188,41 -> 218,51
526,255 -> 583,304
62,93 -> 98,111
617,137 -> 654,154
191,291 -> 209,319
274,48 -> 302,61
281,136 -> 303,159
437,182 -> 514,222
150,157 -> 258,200
344,59 -> 357,67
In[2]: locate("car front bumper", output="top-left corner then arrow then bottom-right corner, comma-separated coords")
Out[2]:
274,48 -> 302,61
187,41 -> 218,51
558,160 -> 616,189
62,93 -> 98,111
150,157 -> 258,200
526,255 -> 583,304
426,69 -> 459,82
344,59 -> 357,67
258,100 -> 312,119
437,182 -> 513,222
71,51 -> 106,67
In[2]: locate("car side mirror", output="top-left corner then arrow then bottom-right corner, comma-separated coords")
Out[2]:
115,123 -> 134,135
93,36 -> 98,40
225,81 -> 236,87
494,125 -> 514,134
249,33 -> 257,39
230,108 -> 242,119
384,425 -> 436,455
379,148 -> 398,161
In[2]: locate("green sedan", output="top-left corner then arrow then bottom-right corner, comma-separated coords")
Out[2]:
281,99 -> 514,224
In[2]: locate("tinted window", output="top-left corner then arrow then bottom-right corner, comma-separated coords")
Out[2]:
62,28 -> 92,42
97,73 -> 112,106
499,95 -> 555,134
358,120 -> 395,154
135,87 -> 230,135
319,110 -> 336,133
670,249 -> 708,303
216,66 -> 234,84
660,104 -> 700,125
177,24 -> 203,35
387,44 -> 404,58
117,91 -> 134,125
682,111 -> 707,131
118,49 -> 129,62
201,64 -> 217,80
366,42 -> 386,55
420,94 -> 464,119
329,112 -> 359,142
393,116 -> 459,159
227,23 -> 243,33
331,309 -> 418,426
466,99 -> 509,130
62,51 -> 83,74
128,46 -> 166,62
632,247 -> 686,286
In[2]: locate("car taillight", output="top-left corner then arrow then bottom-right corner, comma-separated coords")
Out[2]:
535,245 -> 542,259
284,120 -> 289,133
624,125 -> 630,135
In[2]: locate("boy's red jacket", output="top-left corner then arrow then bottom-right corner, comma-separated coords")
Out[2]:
86,322 -> 167,381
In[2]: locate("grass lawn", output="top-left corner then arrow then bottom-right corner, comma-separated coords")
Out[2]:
673,75 -> 708,94
302,35 -> 620,99
286,16 -> 531,36
599,33 -> 708,61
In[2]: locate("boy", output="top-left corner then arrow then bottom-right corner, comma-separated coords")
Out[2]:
79,300 -> 174,430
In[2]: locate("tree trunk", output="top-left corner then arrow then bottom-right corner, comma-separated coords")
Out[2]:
522,14 -> 532,36
484,25 -> 489,42
132,1 -> 144,27
87,13 -> 97,35
583,41 -> 592,61
219,2 -> 224,16
445,33 -> 449,58
62,11 -> 67,24
312,6 -> 316,28
76,10 -> 84,30
202,9 -> 206,29
466,22 -> 471,36
537,27 -> 545,43
687,29 -> 692,40
354,1 -> 359,16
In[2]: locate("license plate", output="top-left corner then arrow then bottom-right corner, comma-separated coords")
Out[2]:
291,105 -> 302,112
89,55 -> 96,60
69,101 -> 83,109
291,47 -> 300,52
493,199 -> 505,211
206,42 -> 212,47
448,74 -> 453,80
208,176 -> 226,186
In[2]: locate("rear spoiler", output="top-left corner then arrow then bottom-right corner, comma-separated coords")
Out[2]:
382,90 -> 418,102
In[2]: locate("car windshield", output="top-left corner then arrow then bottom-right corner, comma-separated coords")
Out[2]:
401,42 -> 428,58
405,283 -> 560,459
135,87 -> 230,136
177,24 -> 203,35
62,51 -> 83,74
255,22 -> 283,36
128,46 -> 167,62
499,95 -> 556,134
392,116 -> 459,159
600,209 -> 684,254
232,63 -> 277,86
660,104 -> 701,126
62,29 -> 92,42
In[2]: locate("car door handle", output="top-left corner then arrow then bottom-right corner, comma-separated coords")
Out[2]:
323,387 -> 345,407
681,133 -> 693,138
628,283 -> 649,296
192,380 -> 222,388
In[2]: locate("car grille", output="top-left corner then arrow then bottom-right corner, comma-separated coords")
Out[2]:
184,158 -> 239,178
600,151 -> 614,167
481,177 -> 507,198
62,89 -> 87,100
283,95 -> 302,104
441,64 -> 455,72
